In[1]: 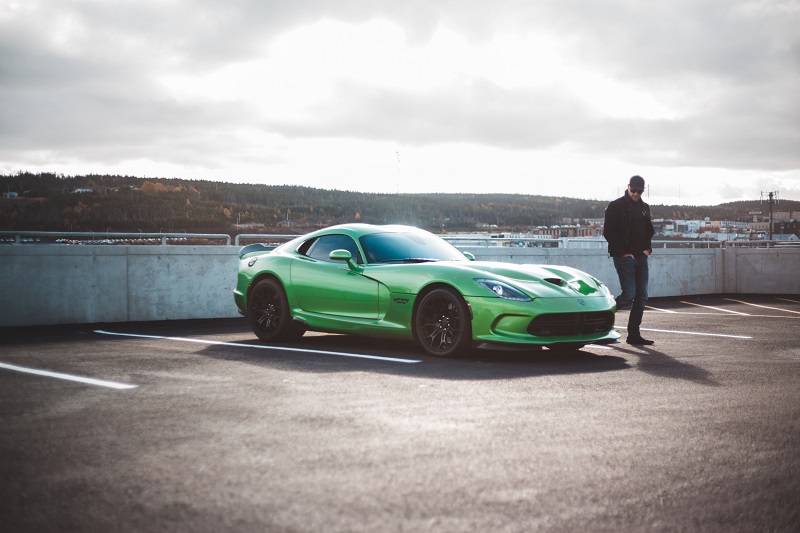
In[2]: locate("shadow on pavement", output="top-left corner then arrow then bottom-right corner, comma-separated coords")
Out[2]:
615,344 -> 720,386
195,334 -> 631,382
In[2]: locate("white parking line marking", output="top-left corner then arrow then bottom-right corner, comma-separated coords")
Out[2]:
646,305 -> 677,313
777,297 -> 800,304
94,330 -> 423,364
679,301 -> 750,315
653,311 -> 748,316
645,311 -> 800,319
643,328 -> 752,339
723,298 -> 800,315
616,326 -> 752,339
0,362 -> 137,389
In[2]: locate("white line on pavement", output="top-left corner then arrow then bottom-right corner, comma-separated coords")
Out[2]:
645,328 -> 752,339
0,362 -> 137,389
616,326 -> 752,339
679,300 -> 750,315
644,311 -> 799,318
723,298 -> 800,315
94,330 -> 423,364
646,305 -> 678,313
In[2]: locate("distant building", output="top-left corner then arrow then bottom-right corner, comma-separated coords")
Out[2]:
531,224 -> 596,238
772,221 -> 800,238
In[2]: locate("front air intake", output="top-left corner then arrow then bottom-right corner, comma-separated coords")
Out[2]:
528,311 -> 614,337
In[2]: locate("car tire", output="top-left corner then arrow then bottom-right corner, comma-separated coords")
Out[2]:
248,278 -> 304,342
414,287 -> 472,357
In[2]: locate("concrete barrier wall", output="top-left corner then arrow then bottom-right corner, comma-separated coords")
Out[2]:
0,246 -> 240,327
1,245 -> 798,327
465,247 -> 725,298
722,247 -> 800,294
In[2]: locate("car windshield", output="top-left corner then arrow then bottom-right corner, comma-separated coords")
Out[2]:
360,231 -> 467,264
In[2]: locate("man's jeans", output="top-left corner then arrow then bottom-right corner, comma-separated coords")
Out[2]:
613,254 -> 649,337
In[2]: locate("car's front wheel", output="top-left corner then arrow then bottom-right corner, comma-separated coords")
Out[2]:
414,287 -> 472,357
248,278 -> 304,342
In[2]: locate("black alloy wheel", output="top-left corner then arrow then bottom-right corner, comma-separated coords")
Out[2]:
414,287 -> 472,357
248,278 -> 304,342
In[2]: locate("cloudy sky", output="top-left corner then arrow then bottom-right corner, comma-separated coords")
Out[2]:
1,0 -> 798,206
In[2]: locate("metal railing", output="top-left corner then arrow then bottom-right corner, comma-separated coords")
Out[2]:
0,230 -> 231,245
438,236 -> 796,249
1,230 -> 796,249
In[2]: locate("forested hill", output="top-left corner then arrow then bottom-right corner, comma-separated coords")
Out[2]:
1,172 -> 797,234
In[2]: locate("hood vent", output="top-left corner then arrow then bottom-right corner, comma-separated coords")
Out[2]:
544,278 -> 565,287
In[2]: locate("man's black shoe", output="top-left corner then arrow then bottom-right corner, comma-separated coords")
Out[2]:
626,336 -> 654,346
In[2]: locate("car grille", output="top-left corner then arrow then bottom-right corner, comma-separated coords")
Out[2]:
527,311 -> 615,337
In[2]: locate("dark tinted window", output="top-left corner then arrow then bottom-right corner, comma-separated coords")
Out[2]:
304,234 -> 363,263
360,231 -> 466,263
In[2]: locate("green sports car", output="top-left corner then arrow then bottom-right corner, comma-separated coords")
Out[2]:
234,223 -> 620,357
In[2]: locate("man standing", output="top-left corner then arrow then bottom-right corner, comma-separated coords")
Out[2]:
604,175 -> 655,345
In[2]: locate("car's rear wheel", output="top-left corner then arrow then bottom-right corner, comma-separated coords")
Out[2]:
414,287 -> 472,357
248,278 -> 304,342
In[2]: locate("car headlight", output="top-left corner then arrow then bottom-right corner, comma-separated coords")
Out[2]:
474,279 -> 532,301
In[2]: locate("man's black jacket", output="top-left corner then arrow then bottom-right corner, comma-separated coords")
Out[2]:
603,192 -> 655,257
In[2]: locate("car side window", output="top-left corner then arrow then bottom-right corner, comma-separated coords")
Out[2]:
303,234 -> 363,264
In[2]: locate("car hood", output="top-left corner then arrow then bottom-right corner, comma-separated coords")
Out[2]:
464,261 -> 607,297
365,260 -> 610,298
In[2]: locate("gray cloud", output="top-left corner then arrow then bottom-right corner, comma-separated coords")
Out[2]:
258,0 -> 799,172
1,0 -> 798,196
268,79 -> 594,149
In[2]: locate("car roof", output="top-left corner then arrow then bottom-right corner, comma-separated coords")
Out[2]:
273,224 -> 431,254
309,223 -> 428,239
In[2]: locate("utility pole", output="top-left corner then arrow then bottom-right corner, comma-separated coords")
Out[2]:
761,191 -> 779,240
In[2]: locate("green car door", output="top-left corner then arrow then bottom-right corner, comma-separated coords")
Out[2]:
290,234 -> 379,319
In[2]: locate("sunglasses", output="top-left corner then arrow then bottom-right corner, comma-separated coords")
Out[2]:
630,189 -> 644,194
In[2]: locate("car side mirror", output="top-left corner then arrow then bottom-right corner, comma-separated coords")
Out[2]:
462,251 -> 476,261
330,249 -> 359,270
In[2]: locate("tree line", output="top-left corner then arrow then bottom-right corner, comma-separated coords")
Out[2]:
1,172 -> 796,235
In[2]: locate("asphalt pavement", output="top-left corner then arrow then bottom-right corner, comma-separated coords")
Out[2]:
1,295 -> 799,532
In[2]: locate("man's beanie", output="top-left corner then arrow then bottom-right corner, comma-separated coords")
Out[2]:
629,175 -> 645,191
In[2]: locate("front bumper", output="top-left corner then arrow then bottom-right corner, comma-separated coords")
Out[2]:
466,295 -> 621,346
